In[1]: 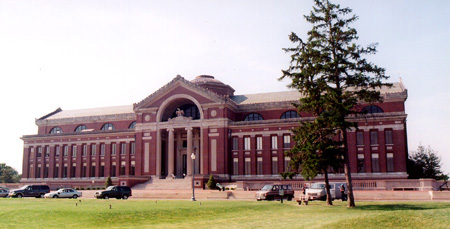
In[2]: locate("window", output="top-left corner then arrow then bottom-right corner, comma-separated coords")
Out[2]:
130,142 -> 135,155
71,163 -> 76,178
244,158 -> 251,175
386,153 -> 394,172
36,165 -> 41,178
129,121 -> 136,129
54,165 -> 59,178
101,123 -> 115,131
357,154 -> 365,173
283,135 -> 291,148
361,105 -> 384,114
37,147 -> 42,158
120,161 -> 126,175
49,127 -> 62,134
91,163 -> 96,177
91,144 -> 97,156
130,161 -> 135,176
55,146 -> 60,157
257,157 -> 263,175
170,104 -> 200,120
232,138 -> 239,150
284,157 -> 290,172
75,125 -> 87,132
370,130 -> 378,145
45,146 -> 50,158
72,145 -> 77,157
244,113 -> 264,121
100,163 -> 105,177
233,158 -> 239,175
121,143 -> 126,155
280,110 -> 300,119
111,164 -> 116,177
63,165 -> 68,178
63,146 -> 68,157
385,129 -> 393,144
82,164 -> 87,177
256,136 -> 262,151
111,144 -> 116,156
356,131 -> 364,145
272,157 -> 278,175
271,136 -> 278,149
44,165 -> 49,178
371,153 -> 379,172
82,145 -> 87,156
244,137 -> 251,151
100,144 -> 105,156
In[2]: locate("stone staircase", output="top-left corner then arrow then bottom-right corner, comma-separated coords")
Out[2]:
133,176 -> 193,190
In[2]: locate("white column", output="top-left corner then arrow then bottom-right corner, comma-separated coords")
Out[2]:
186,127 -> 193,176
168,128 -> 175,177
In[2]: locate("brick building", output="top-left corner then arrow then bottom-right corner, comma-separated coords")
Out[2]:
21,75 -> 408,188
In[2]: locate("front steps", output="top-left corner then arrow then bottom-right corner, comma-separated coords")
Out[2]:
133,176 -> 193,190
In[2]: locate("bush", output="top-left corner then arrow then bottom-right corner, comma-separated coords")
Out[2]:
206,174 -> 216,190
105,176 -> 113,188
87,187 -> 91,190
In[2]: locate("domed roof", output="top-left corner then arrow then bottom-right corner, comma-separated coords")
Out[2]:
190,75 -> 235,96
191,75 -> 225,85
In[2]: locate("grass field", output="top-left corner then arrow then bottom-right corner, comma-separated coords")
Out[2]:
0,198 -> 449,228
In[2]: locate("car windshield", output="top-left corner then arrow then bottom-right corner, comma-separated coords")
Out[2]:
105,186 -> 114,191
19,185 -> 29,190
311,183 -> 326,189
57,189 -> 65,192
260,185 -> 272,191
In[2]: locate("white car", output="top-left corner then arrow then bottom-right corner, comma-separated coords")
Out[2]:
44,188 -> 82,199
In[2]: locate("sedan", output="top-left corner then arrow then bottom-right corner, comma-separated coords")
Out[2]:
44,188 -> 82,199
0,188 -> 8,198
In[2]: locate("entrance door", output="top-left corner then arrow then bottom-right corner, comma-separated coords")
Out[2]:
182,154 -> 187,176
161,141 -> 167,177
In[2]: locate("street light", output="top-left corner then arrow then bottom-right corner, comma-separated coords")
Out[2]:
191,148 -> 196,201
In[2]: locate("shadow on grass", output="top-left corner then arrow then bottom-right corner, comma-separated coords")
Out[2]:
357,203 -> 450,211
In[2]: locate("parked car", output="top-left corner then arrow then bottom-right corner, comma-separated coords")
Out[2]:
255,184 -> 295,201
0,188 -> 9,198
44,188 -> 82,199
95,186 -> 132,199
9,185 -> 50,198
305,182 -> 347,200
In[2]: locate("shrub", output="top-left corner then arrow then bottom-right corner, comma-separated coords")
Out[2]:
206,174 -> 216,190
105,176 -> 113,188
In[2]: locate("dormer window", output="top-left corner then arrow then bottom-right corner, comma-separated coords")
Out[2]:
244,113 -> 264,121
49,127 -> 63,134
101,123 -> 115,131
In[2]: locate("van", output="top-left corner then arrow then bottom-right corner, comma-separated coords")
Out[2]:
305,182 -> 347,200
9,185 -> 50,198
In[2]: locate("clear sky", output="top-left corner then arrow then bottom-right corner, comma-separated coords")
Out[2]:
1,0 -> 449,175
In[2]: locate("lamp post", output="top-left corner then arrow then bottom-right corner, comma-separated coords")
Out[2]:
191,148 -> 196,201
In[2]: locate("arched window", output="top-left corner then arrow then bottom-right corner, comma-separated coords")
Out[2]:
280,110 -> 301,119
74,125 -> 87,132
49,127 -> 63,134
244,113 -> 264,121
101,123 -> 115,131
171,104 -> 200,120
128,121 -> 136,129
361,105 -> 384,114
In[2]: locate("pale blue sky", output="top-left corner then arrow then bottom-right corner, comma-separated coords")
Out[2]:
1,0 -> 449,174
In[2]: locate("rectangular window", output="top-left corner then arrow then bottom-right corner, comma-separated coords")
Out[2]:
54,165 -> 59,178
233,158 -> 239,175
90,165 -> 96,177
371,153 -> 379,172
244,137 -> 251,151
283,135 -> 291,148
130,161 -> 135,176
45,146 -> 50,158
385,130 -> 393,145
130,142 -> 135,155
357,154 -> 365,173
63,146 -> 68,157
101,144 -> 105,156
91,144 -> 97,156
356,131 -> 364,146
121,143 -> 126,155
284,157 -> 290,172
244,158 -> 251,175
100,164 -> 105,177
120,161 -> 126,175
232,138 -> 239,150
82,145 -> 87,156
272,157 -> 278,175
111,165 -> 116,177
71,164 -> 76,178
55,146 -> 60,157
256,136 -> 262,151
63,165 -> 68,178
271,136 -> 278,149
82,165 -> 87,177
370,130 -> 378,145
111,144 -> 116,156
386,153 -> 394,172
37,147 -> 42,158
72,145 -> 77,157
44,165 -> 49,178
257,157 -> 263,175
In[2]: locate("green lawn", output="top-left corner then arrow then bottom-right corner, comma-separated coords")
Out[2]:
0,198 -> 449,228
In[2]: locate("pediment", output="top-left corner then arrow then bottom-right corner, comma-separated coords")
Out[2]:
134,75 -> 228,111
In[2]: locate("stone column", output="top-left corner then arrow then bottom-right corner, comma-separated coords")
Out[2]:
186,127 -> 193,176
168,128 -> 175,177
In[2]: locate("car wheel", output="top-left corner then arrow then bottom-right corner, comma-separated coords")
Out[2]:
40,194 -> 45,198
53,195 -> 58,198
103,195 -> 109,199
122,194 -> 128,200
16,193 -> 23,198
73,195 -> 78,199
287,196 -> 293,201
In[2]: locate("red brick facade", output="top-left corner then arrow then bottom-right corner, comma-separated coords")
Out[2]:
21,75 -> 408,188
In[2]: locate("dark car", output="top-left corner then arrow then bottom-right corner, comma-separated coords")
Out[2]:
0,188 -> 9,198
9,185 -> 50,198
255,184 -> 295,201
95,186 -> 132,199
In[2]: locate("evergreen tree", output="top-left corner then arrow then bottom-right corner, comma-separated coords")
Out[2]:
407,145 -> 447,180
281,0 -> 390,207
105,176 -> 113,188
206,174 -> 216,190
0,163 -> 21,183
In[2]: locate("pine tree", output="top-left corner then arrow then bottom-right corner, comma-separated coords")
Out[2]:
206,174 -> 216,190
281,0 -> 390,207
105,176 -> 113,188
